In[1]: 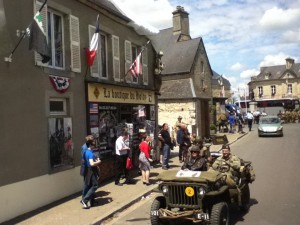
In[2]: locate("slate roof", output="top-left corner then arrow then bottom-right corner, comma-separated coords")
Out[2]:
158,78 -> 211,100
149,28 -> 201,75
212,70 -> 231,87
93,0 -> 131,22
254,63 -> 300,81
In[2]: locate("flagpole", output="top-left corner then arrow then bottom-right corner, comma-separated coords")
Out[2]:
124,40 -> 151,79
4,0 -> 48,63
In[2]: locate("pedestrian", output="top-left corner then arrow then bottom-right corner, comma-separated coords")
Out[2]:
139,135 -> 153,185
246,111 -> 254,131
218,112 -> 228,132
81,140 -> 101,209
228,112 -> 235,133
81,135 -> 94,156
158,123 -> 172,170
237,114 -> 245,133
176,124 -> 185,163
114,131 -> 131,186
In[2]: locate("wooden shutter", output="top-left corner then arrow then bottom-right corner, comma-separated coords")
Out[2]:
70,15 -> 81,73
112,35 -> 120,81
124,40 -> 132,83
34,1 -> 47,66
142,47 -> 148,85
88,25 -> 99,78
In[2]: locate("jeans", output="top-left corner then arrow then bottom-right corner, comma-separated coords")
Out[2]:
163,144 -> 170,167
115,154 -> 128,184
82,172 -> 98,204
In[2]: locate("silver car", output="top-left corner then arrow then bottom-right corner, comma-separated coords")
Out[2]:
258,116 -> 283,137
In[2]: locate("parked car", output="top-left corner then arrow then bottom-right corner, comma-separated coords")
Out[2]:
258,116 -> 283,137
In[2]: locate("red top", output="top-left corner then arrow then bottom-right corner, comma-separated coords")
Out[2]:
139,141 -> 151,158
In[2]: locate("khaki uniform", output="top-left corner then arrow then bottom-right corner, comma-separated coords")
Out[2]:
181,156 -> 207,171
212,154 -> 241,187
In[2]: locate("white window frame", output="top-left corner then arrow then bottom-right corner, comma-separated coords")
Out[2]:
47,8 -> 65,70
288,84 -> 292,94
258,86 -> 263,95
131,45 -> 139,84
271,85 -> 276,95
99,32 -> 108,79
49,98 -> 67,116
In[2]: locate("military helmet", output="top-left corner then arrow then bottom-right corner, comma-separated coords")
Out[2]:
190,145 -> 200,152
194,136 -> 202,144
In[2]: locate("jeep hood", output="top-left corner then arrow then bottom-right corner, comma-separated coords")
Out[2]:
156,170 -> 223,183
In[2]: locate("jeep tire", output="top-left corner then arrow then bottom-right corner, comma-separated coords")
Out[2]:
150,196 -> 169,225
210,202 -> 229,225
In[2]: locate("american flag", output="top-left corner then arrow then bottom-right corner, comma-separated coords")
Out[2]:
129,52 -> 142,78
89,103 -> 98,114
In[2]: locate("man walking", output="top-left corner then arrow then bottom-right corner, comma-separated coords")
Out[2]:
114,131 -> 131,186
246,111 -> 254,131
158,123 -> 172,170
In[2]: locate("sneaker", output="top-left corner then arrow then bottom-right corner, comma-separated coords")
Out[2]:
80,200 -> 89,209
162,167 -> 168,170
115,182 -> 123,186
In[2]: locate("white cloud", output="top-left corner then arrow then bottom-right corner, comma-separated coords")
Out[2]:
260,7 -> 300,30
230,63 -> 244,71
111,0 -> 173,32
281,29 -> 300,42
240,69 -> 259,79
259,53 -> 292,67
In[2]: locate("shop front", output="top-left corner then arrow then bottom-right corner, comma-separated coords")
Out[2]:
86,83 -> 156,180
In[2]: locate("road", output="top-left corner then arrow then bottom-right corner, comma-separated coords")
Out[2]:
103,123 -> 300,225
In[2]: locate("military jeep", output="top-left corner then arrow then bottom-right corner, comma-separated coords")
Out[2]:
150,164 -> 253,225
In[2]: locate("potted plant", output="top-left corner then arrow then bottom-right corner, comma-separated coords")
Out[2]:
210,124 -> 217,134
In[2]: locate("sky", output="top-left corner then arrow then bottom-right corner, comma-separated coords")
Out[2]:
111,0 -> 300,95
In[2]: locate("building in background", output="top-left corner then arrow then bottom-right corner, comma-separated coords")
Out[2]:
150,6 -> 213,139
248,58 -> 300,114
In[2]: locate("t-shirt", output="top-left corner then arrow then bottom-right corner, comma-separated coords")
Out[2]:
160,130 -> 171,145
115,136 -> 128,156
83,149 -> 94,168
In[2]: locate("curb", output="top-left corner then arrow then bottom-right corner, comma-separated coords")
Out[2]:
93,188 -> 155,225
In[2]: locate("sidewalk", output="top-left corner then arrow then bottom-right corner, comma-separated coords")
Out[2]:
3,132 -> 247,225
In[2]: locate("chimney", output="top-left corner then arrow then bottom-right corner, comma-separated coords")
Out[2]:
285,57 -> 295,69
172,6 -> 190,40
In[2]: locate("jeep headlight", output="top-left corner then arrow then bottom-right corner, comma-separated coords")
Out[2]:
162,185 -> 168,194
198,187 -> 206,197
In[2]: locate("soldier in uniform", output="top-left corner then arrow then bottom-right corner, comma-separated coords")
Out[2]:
181,145 -> 207,171
212,144 -> 241,187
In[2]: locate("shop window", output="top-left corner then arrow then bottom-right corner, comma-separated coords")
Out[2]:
48,98 -> 73,171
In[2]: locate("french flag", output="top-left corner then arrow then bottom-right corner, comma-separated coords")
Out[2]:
85,15 -> 99,67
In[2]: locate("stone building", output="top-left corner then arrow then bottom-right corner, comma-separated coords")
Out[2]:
150,6 -> 213,138
0,0 -> 158,222
211,70 -> 231,124
248,58 -> 300,112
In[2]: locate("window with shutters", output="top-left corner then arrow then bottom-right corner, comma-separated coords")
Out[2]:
70,15 -> 81,73
131,45 -> 138,83
47,8 -> 64,69
89,25 -> 107,78
142,47 -> 148,85
124,40 -> 132,83
258,86 -> 263,97
288,84 -> 292,94
112,35 -> 120,81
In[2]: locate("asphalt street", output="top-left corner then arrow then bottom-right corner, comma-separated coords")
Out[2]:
104,123 -> 300,225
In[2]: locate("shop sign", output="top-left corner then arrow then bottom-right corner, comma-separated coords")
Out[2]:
88,84 -> 155,104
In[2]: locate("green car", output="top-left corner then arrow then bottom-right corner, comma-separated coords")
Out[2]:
258,116 -> 283,137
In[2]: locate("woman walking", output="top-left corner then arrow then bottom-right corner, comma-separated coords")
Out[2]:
139,136 -> 153,185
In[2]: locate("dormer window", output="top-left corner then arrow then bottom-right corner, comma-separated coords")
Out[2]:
288,84 -> 292,95
258,86 -> 263,97
265,72 -> 271,79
